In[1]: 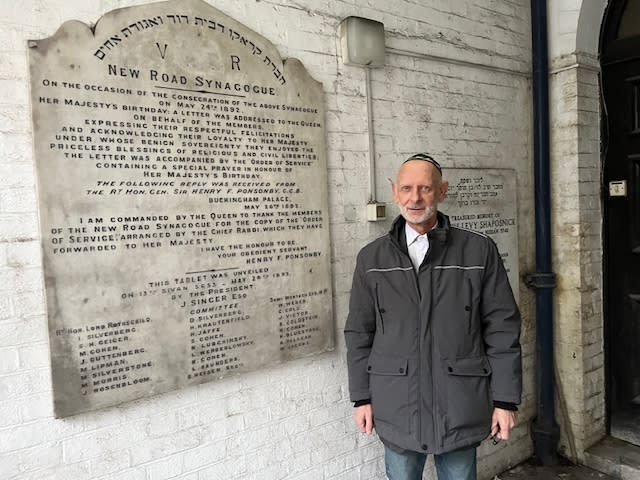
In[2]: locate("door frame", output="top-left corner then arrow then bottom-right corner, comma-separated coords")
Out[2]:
600,0 -> 640,438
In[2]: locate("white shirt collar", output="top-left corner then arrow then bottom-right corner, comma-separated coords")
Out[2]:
405,223 -> 428,246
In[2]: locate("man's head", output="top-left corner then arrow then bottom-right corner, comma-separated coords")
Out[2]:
392,154 -> 448,234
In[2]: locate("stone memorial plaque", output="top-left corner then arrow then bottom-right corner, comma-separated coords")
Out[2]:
28,0 -> 333,417
442,169 -> 519,299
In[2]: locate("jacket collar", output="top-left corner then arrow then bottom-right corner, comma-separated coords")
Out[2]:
389,211 -> 451,253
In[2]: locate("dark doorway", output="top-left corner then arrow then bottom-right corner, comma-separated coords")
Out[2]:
601,0 -> 640,447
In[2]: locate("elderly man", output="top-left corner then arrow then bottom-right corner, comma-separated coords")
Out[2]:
345,154 -> 522,480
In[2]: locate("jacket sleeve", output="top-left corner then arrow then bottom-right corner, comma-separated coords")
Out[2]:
344,251 -> 376,402
481,238 -> 522,405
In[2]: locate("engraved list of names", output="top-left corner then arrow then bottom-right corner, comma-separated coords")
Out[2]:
29,0 -> 333,417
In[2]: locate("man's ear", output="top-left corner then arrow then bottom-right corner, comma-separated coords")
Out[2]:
439,181 -> 449,201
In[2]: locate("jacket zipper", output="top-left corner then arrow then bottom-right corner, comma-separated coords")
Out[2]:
415,263 -> 423,447
426,234 -> 442,450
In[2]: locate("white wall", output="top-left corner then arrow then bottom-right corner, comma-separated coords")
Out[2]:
547,0 -> 607,461
0,1 -> 534,478
548,0 -> 607,65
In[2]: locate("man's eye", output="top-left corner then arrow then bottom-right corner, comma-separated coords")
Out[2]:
420,186 -> 431,193
401,186 -> 411,192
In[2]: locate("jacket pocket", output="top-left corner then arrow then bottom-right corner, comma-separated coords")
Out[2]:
367,353 -> 409,433
443,356 -> 493,435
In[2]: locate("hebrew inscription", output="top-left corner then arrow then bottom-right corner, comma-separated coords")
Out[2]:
443,169 -> 520,299
29,0 -> 333,417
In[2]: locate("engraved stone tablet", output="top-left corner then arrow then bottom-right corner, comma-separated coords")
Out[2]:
29,0 -> 333,417
443,169 -> 519,299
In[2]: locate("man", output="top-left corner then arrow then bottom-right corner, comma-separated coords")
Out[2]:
344,154 -> 522,480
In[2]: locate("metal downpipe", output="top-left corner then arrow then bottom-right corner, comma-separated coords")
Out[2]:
527,0 -> 560,465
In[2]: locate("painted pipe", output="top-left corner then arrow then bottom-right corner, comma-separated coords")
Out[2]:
527,0 -> 560,465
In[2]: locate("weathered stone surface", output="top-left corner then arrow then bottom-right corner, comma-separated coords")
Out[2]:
28,0 -> 332,417
443,169 -> 520,298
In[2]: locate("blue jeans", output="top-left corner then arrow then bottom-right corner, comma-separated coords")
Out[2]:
384,445 -> 477,480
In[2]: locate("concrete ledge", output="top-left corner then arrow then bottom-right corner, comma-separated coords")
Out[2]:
584,436 -> 640,479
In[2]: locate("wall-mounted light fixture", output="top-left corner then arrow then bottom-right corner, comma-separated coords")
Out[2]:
339,16 -> 385,67
339,16 -> 387,221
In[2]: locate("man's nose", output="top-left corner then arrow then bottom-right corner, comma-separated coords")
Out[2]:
409,188 -> 421,202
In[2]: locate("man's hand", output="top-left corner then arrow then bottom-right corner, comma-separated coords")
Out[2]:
491,407 -> 516,441
354,404 -> 374,434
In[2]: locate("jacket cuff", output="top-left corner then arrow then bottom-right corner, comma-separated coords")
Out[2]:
493,401 -> 518,411
353,399 -> 371,407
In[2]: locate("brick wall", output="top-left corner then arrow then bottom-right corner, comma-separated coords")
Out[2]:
0,1 -> 534,478
547,0 -> 607,462
549,54 -> 605,462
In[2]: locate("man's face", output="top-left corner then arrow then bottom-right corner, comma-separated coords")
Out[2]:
392,160 -> 448,233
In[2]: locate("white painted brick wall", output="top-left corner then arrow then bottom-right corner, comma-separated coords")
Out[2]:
0,0 -> 536,479
549,54 -> 605,461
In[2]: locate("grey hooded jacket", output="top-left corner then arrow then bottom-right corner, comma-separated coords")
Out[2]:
345,213 -> 521,454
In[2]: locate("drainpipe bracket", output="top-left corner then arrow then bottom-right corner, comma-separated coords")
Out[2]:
524,272 -> 556,289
